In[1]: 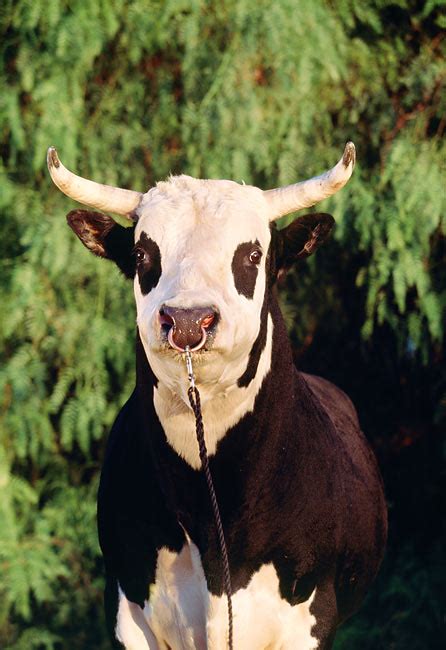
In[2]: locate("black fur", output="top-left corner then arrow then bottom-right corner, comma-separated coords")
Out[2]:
67,210 -> 135,279
98,294 -> 387,648
237,240 -> 274,387
237,284 -> 269,388
231,240 -> 261,299
135,232 -> 162,295
277,213 -> 335,268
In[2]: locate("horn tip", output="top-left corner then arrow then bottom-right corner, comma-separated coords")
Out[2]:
47,146 -> 60,170
342,141 -> 356,169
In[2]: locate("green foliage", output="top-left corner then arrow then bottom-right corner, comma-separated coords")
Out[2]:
0,0 -> 444,647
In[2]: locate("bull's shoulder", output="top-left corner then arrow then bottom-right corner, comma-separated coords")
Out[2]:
99,388 -> 162,491
98,389 -> 158,518
295,370 -> 384,503
299,372 -> 360,434
102,389 -> 140,457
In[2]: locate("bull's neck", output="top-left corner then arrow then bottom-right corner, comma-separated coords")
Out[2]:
136,291 -> 295,470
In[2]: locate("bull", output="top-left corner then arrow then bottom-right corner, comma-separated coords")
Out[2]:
47,142 -> 387,650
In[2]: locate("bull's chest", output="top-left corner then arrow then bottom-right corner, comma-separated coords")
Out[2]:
115,539 -> 318,650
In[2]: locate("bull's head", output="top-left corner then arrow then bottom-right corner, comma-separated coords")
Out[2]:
47,144 -> 355,442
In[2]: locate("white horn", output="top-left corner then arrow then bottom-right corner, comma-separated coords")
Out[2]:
47,147 -> 143,218
265,142 -> 356,221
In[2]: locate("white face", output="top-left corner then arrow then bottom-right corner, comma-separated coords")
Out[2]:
133,175 -> 272,400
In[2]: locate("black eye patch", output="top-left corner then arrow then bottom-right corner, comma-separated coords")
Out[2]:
134,232 -> 162,295
231,240 -> 262,300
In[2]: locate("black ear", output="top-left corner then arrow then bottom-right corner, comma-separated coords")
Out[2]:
67,210 -> 135,279
277,213 -> 335,271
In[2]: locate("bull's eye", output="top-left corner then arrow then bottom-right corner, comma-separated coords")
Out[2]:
135,248 -> 147,265
134,233 -> 162,295
249,249 -> 262,265
232,240 -> 262,299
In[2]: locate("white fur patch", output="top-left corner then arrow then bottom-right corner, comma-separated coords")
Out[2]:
153,314 -> 273,469
133,175 -> 273,448
115,585 -> 159,649
116,539 -> 318,649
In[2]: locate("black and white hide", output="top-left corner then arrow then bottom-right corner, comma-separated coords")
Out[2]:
48,145 -> 387,650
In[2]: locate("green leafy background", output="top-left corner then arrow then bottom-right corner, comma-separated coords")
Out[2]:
1,1 -> 445,647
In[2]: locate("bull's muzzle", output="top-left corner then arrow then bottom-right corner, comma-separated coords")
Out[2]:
160,306 -> 218,352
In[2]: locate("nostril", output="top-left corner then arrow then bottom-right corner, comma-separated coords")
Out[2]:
159,311 -> 174,330
159,306 -> 219,350
201,313 -> 215,330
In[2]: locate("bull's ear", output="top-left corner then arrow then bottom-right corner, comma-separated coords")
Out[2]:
67,209 -> 135,279
277,213 -> 335,270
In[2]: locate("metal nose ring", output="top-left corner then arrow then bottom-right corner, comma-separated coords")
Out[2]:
167,327 -> 207,352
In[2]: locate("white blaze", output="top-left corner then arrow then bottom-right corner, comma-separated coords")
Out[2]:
133,176 -> 274,465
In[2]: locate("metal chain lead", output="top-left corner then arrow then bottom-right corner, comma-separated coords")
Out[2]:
184,346 -> 234,650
